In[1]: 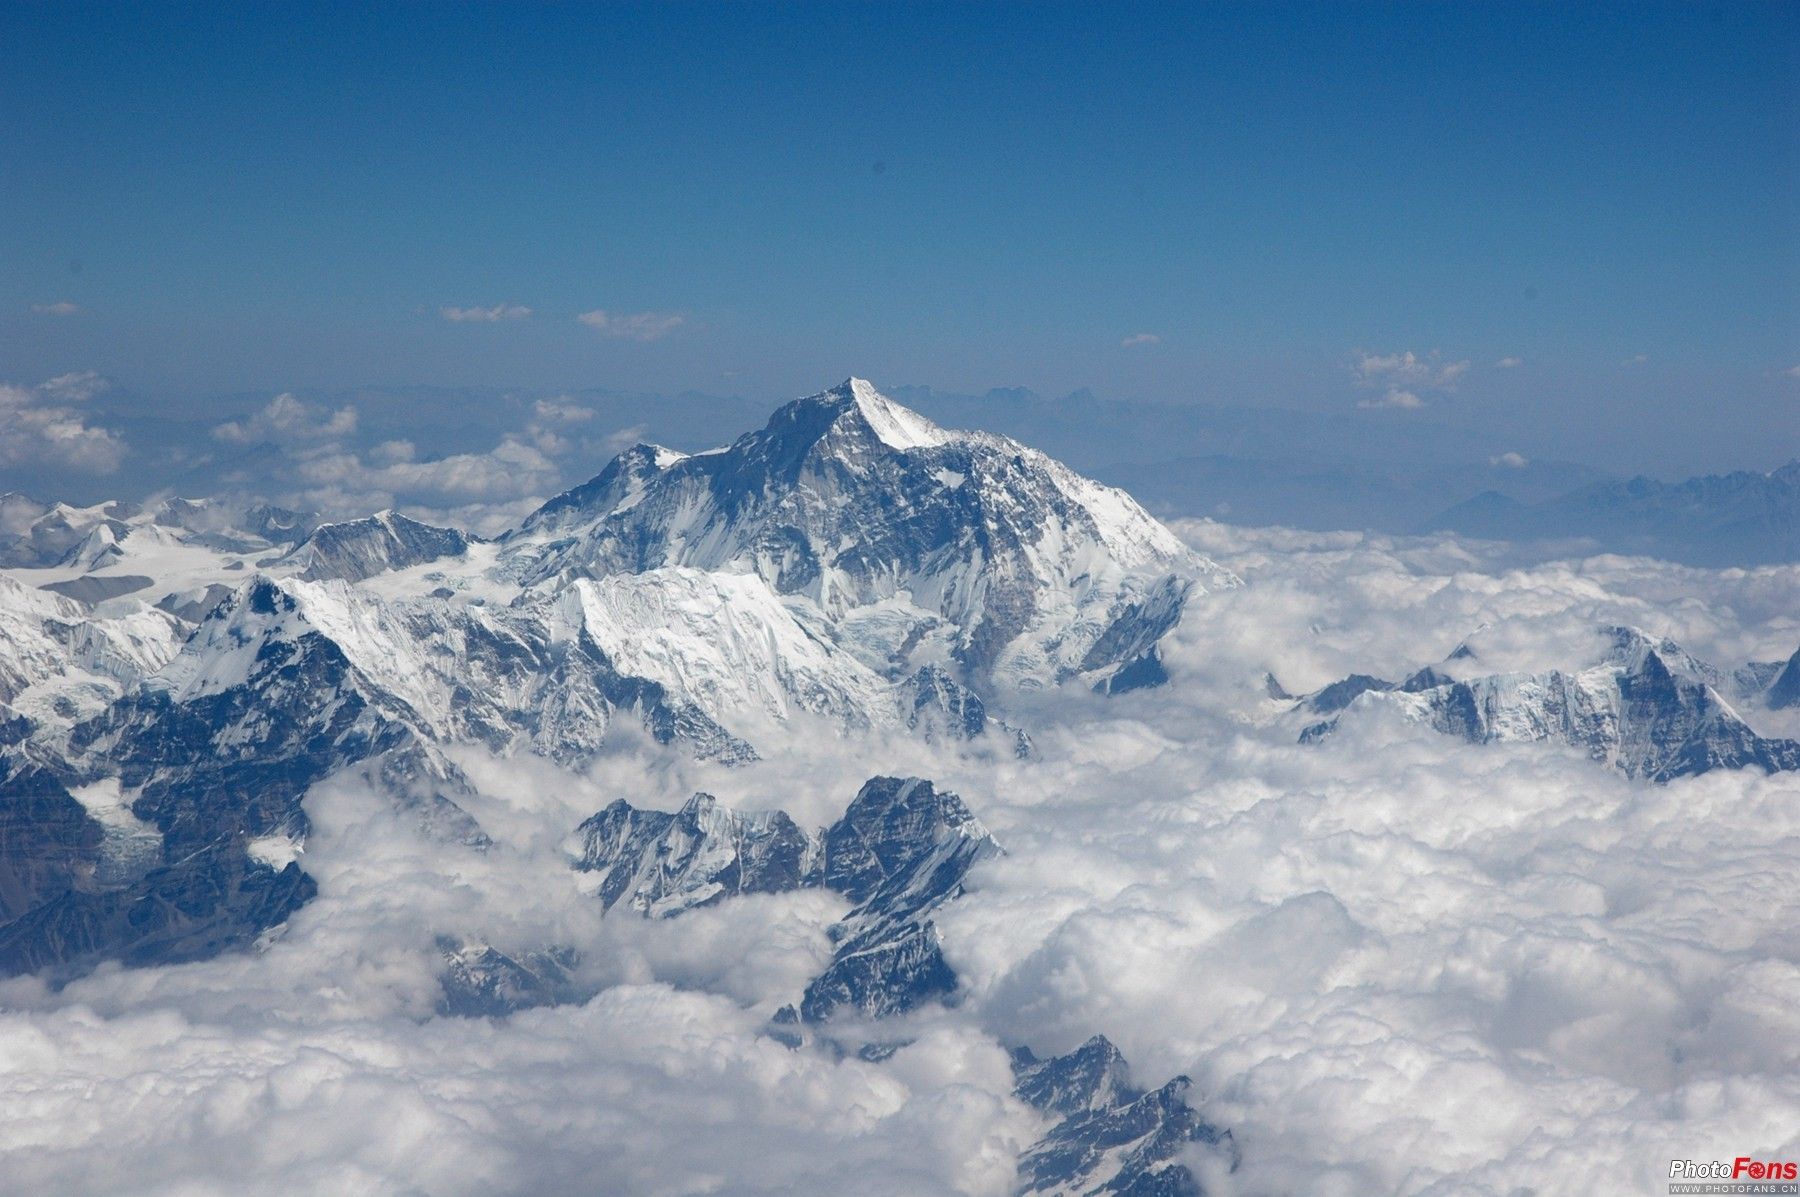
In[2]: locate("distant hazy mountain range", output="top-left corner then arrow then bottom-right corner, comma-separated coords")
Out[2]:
1423,460 -> 1800,566
20,378 -> 1796,565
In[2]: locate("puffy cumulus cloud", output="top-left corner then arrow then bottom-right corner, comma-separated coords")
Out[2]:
577,309 -> 685,341
289,434 -> 563,516
203,390 -> 659,536
531,397 -> 595,424
208,394 -> 626,529
1489,451 -> 1528,468
439,303 -> 532,322
213,393 -> 359,445
1353,350 -> 1470,411
30,300 -> 80,316
1120,333 -> 1161,348
3,519 -> 1798,1194
276,401 -> 656,533
0,372 -> 125,472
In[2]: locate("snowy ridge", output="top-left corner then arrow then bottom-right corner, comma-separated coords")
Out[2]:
1299,624 -> 1800,781
0,574 -> 183,734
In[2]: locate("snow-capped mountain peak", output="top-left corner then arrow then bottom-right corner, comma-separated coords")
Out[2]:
504,377 -> 1234,693
820,376 -> 953,451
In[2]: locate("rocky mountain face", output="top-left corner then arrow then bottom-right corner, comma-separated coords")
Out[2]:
1297,625 -> 1800,781
573,793 -> 820,917
1760,647 -> 1800,711
285,510 -> 472,583
502,378 -> 1236,694
575,776 -> 1000,1023
1012,1036 -> 1235,1196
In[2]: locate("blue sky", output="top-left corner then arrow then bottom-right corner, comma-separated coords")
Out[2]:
3,2 -> 1796,472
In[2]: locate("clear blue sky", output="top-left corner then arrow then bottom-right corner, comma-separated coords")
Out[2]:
3,2 -> 1796,468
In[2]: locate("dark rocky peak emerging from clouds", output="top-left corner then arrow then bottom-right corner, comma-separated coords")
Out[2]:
1012,1035 -> 1236,1196
572,775 -> 1000,1024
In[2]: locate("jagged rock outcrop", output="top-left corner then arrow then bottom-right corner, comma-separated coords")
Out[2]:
572,776 -> 1000,1023
1012,1035 -> 1235,1196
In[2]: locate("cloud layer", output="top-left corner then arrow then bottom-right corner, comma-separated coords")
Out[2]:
1,520 -> 1796,1194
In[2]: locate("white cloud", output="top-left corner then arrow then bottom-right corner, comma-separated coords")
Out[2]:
1120,333 -> 1161,348
1489,451 -> 1529,468
1622,353 -> 1649,366
291,434 -> 563,511
577,310 -> 685,341
532,398 -> 595,424
1353,350 -> 1470,390
31,300 -> 80,316
1352,350 -> 1470,412
212,393 -> 359,445
1782,365 -> 1800,380
440,304 -> 532,323
0,372 -> 124,472
1494,356 -> 1523,369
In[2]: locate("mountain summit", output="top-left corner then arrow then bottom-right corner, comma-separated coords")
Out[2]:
506,378 -> 1235,692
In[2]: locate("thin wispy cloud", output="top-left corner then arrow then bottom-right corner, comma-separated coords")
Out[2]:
1621,353 -> 1648,366
1120,333 -> 1160,348
1357,388 -> 1424,410
577,310 -> 685,341
440,304 -> 533,323
1782,365 -> 1800,380
1489,451 -> 1529,468
1494,356 -> 1522,369
31,301 -> 81,317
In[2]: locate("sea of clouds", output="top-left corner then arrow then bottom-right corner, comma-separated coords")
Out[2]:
2,521 -> 1796,1196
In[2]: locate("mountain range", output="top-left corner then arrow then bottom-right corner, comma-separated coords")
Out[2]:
4,377 -> 1794,1195
1425,460 -> 1800,566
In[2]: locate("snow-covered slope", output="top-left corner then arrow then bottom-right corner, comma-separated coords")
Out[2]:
0,574 -> 183,739
552,568 -> 895,734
